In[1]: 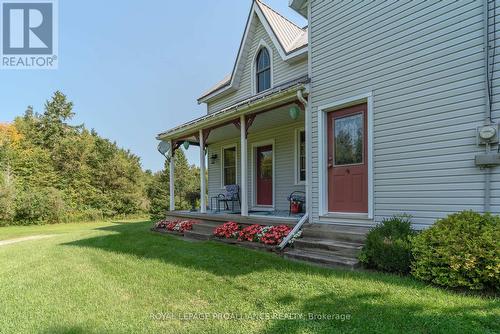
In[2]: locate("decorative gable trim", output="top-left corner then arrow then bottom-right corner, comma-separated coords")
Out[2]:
197,1 -> 307,104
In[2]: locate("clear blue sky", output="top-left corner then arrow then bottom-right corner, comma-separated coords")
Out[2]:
0,0 -> 306,171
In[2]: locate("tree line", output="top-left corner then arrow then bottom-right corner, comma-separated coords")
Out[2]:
0,91 -> 199,225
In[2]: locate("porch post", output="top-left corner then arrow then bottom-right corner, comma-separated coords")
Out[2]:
199,129 -> 207,213
169,139 -> 175,211
240,115 -> 249,216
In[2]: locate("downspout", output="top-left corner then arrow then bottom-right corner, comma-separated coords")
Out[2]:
483,0 -> 492,212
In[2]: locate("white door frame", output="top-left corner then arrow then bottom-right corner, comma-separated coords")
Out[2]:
317,92 -> 374,219
251,139 -> 275,210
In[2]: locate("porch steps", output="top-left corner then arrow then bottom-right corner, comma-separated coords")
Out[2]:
284,224 -> 370,269
293,238 -> 363,257
183,220 -> 218,241
284,249 -> 359,269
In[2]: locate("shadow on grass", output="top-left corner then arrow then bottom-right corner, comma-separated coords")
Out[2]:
60,221 -> 500,333
62,221 -> 496,287
264,291 -> 500,334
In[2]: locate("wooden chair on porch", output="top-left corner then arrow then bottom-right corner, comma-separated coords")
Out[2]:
211,184 -> 241,213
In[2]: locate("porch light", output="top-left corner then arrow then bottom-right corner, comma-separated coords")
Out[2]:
210,153 -> 218,164
183,141 -> 190,150
289,106 -> 300,120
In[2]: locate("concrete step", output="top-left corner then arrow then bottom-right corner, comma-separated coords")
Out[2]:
183,230 -> 212,241
293,238 -> 363,257
302,225 -> 369,243
284,248 -> 359,270
191,224 -> 217,234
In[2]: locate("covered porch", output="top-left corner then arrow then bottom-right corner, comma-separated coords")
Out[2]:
157,78 -> 310,224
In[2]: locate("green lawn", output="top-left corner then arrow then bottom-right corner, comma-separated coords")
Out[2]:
0,221 -> 498,334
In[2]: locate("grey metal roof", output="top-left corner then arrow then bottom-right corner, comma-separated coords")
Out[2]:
157,75 -> 309,140
199,0 -> 308,102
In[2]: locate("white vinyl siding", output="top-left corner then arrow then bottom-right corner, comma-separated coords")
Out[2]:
309,0 -> 500,227
207,122 -> 305,212
206,14 -> 308,114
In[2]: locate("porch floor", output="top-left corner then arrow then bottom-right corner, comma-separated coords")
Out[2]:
168,209 -> 303,226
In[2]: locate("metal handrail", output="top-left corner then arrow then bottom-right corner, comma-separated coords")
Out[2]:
277,212 -> 309,250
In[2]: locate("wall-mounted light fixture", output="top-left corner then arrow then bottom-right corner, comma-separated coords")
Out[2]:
210,153 -> 218,164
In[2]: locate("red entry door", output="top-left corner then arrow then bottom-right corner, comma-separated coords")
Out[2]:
256,145 -> 273,206
327,104 -> 368,213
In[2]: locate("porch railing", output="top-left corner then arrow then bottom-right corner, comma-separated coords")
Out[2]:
277,213 -> 309,250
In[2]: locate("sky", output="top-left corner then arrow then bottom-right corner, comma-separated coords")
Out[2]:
0,0 -> 306,171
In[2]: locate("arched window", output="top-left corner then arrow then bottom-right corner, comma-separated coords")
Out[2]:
256,48 -> 271,93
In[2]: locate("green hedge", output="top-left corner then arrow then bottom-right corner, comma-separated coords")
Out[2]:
411,211 -> 499,291
359,215 -> 416,274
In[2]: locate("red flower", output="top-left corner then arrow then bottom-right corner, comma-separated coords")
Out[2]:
213,221 -> 241,239
238,224 -> 262,242
259,225 -> 292,245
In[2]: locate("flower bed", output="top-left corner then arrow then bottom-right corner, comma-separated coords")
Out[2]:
213,222 -> 294,246
153,219 -> 197,234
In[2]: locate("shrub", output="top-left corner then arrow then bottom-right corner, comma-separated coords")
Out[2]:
359,215 -> 416,274
14,187 -> 67,225
411,211 -> 500,291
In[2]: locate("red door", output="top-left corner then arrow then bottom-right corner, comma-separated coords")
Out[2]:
256,145 -> 273,206
328,104 -> 368,213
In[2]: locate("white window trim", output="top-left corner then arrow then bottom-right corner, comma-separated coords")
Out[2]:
294,127 -> 306,185
220,144 -> 238,189
250,139 -> 275,210
251,40 -> 274,95
317,92 -> 374,220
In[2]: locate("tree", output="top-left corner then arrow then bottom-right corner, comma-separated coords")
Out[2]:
147,149 -> 201,220
0,91 -> 152,225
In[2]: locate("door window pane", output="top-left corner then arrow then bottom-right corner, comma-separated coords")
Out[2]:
259,149 -> 273,178
334,113 -> 363,165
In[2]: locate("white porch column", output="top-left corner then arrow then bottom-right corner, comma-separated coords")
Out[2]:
199,129 -> 207,213
240,115 -> 249,216
169,140 -> 175,211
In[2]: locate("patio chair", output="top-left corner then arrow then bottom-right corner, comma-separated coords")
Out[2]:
288,191 -> 306,215
211,184 -> 241,213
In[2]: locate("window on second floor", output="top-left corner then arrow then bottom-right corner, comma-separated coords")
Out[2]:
256,48 -> 271,93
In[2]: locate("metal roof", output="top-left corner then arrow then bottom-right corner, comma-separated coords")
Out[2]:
199,0 -> 308,102
256,0 -> 307,53
157,75 -> 309,140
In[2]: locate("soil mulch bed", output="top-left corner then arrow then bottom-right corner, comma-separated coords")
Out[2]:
150,227 -> 184,237
213,237 -> 279,252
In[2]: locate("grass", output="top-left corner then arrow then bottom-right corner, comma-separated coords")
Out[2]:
0,220 -> 498,334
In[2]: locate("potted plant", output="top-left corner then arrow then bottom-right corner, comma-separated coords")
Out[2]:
185,190 -> 200,212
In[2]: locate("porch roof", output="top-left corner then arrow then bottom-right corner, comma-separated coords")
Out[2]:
156,75 -> 309,141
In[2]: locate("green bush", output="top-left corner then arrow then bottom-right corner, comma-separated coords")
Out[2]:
14,187 -> 67,225
359,215 -> 416,274
411,211 -> 499,291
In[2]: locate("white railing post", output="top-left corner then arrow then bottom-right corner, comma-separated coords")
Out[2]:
199,129 -> 207,213
169,140 -> 175,211
240,115 -> 249,216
